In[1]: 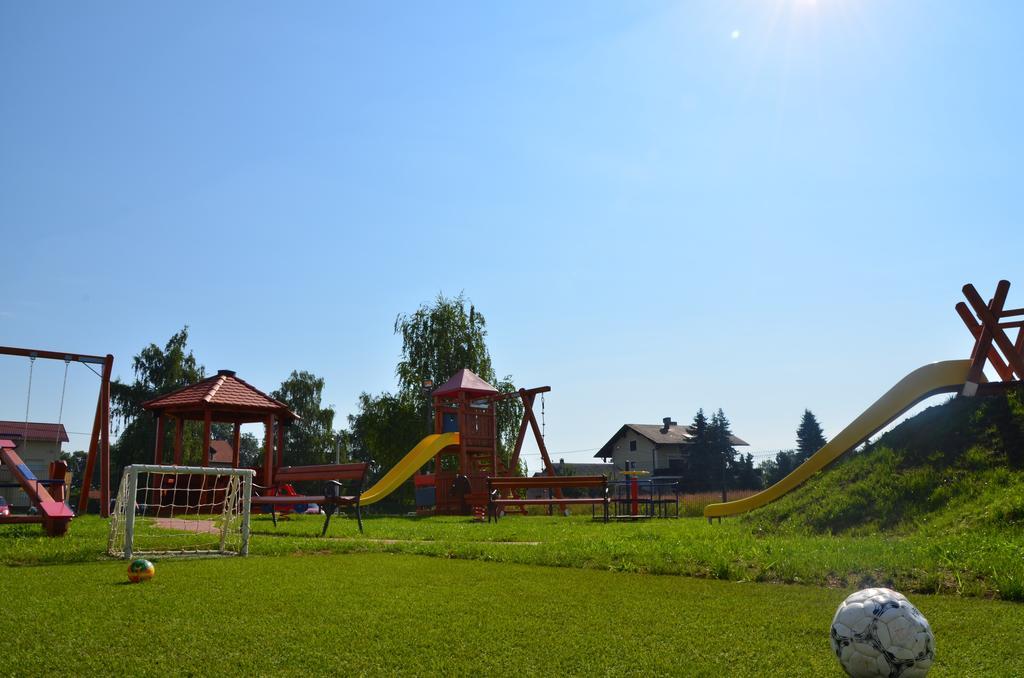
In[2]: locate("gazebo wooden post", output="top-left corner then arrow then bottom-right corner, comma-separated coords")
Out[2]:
490,400 -> 498,475
263,415 -> 274,487
276,420 -> 285,473
202,410 -> 212,467
153,415 -> 166,465
232,423 -> 241,468
173,417 -> 184,466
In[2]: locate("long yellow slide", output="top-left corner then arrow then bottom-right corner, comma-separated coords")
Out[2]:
359,432 -> 459,506
703,360 -> 974,519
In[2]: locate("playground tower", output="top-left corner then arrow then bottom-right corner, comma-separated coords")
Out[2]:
429,369 -> 504,513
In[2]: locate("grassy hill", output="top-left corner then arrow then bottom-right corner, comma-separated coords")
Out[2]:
746,385 -> 1024,536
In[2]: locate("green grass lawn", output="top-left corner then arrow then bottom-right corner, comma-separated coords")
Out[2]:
4,513 -> 1023,601
2,513 -> 1023,675
3,552 -> 1023,676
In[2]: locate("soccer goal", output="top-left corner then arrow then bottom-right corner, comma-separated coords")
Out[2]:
108,464 -> 254,559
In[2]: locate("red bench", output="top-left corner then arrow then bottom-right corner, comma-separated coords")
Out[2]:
487,475 -> 609,523
251,462 -> 368,535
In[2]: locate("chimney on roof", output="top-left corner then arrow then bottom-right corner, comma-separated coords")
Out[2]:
217,369 -> 236,377
660,417 -> 677,434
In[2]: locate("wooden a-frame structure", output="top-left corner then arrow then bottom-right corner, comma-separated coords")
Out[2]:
0,345 -> 114,517
957,280 -> 1024,396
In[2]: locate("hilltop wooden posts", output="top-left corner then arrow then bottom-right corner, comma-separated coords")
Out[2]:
958,280 -> 1024,395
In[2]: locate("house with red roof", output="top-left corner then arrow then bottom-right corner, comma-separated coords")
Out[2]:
0,421 -> 68,508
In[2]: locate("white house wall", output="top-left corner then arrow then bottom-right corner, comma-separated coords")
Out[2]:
605,431 -> 688,479
0,440 -> 62,508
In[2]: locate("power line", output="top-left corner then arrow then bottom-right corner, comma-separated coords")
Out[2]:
523,447 -> 600,458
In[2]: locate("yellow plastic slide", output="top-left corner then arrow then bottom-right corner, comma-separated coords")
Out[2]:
703,360 -> 974,519
359,432 -> 459,506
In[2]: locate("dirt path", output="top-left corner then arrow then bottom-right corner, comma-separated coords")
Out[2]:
154,519 -> 542,545
329,538 -> 541,546
153,518 -> 220,534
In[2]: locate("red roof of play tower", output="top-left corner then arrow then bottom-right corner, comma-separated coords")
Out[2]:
432,369 -> 499,397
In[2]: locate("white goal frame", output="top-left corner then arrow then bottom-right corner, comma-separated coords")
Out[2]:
108,464 -> 254,559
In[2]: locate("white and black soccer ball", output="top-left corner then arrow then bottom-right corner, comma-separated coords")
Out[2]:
830,587 -> 935,677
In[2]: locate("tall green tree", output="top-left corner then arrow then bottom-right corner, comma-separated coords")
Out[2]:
271,370 -> 336,467
347,293 -> 525,508
758,449 -> 797,487
796,410 -> 827,463
708,408 -> 737,499
347,392 -> 425,504
683,409 -> 714,491
110,328 -> 205,475
731,452 -> 760,490
392,292 -> 522,459
394,293 -> 494,396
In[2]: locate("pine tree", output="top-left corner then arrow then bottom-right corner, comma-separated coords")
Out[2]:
709,409 -> 737,499
758,449 -> 797,487
684,409 -> 713,492
733,453 -> 760,489
796,410 -> 827,463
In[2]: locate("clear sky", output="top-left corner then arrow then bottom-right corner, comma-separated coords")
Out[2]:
2,1 -> 1022,472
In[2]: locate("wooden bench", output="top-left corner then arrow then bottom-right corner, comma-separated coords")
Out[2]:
251,462 -> 368,535
486,475 -> 609,523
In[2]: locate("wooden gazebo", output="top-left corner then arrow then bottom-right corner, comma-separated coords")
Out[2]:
142,369 -> 299,486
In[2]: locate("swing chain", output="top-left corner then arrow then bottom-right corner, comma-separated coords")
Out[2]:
54,358 -> 70,450
541,392 -> 545,439
20,355 -> 72,454
23,355 -> 36,450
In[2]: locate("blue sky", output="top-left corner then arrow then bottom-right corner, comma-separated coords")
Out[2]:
2,1 -> 1022,471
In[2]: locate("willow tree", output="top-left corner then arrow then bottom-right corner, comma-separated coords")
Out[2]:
392,293 -> 523,462
394,293 -> 495,396
347,293 -> 521,468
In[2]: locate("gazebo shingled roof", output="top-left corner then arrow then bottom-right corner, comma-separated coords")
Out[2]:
143,369 -> 299,423
142,370 -> 299,476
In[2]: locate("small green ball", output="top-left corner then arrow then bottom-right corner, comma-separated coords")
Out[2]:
127,558 -> 155,583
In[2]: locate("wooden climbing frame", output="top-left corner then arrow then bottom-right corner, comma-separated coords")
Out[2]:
958,280 -> 1024,395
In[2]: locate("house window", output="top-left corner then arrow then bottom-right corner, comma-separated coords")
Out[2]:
629,440 -> 637,452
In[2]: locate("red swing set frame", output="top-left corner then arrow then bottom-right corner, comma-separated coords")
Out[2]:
0,345 -> 114,526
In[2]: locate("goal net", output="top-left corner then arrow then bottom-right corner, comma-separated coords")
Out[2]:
108,464 -> 254,559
